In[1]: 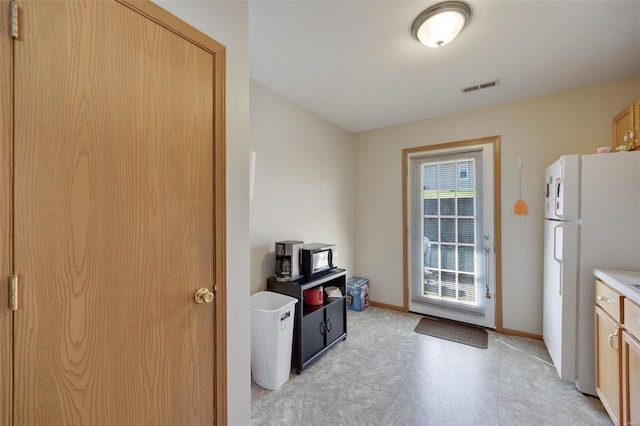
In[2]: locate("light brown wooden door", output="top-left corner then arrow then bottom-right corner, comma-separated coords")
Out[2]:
0,0 -> 13,425
11,1 -> 225,424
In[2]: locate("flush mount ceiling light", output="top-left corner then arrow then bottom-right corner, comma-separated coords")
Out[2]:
412,1 -> 471,48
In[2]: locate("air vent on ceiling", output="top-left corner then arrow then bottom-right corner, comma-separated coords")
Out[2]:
461,78 -> 500,94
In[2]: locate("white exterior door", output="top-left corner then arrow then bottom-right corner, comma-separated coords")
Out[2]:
407,142 -> 496,328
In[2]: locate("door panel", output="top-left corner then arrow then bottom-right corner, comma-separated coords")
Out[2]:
13,1 -> 215,424
302,309 -> 325,362
543,220 -> 579,381
325,300 -> 345,345
543,221 -> 564,377
595,307 -> 621,424
623,331 -> 640,426
0,0 -> 13,424
407,141 -> 497,328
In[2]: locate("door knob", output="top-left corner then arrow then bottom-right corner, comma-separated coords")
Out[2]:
195,287 -> 215,304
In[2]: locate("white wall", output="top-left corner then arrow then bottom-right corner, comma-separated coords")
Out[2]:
354,77 -> 640,335
250,80 -> 355,294
152,1 -> 250,424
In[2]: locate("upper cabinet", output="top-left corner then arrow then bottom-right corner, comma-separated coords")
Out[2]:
612,98 -> 640,151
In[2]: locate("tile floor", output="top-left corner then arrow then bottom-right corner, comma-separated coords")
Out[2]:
251,306 -> 610,426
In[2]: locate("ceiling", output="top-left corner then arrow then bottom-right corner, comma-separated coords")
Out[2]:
249,0 -> 640,133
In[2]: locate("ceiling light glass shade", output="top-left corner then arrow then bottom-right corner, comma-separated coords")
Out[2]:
412,1 -> 471,48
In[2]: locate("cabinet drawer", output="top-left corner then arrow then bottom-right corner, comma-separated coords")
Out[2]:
596,280 -> 623,323
625,298 -> 640,338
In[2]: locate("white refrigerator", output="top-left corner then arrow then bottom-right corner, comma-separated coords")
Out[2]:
543,151 -> 640,396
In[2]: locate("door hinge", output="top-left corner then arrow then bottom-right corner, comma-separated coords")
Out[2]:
9,275 -> 18,311
10,1 -> 18,39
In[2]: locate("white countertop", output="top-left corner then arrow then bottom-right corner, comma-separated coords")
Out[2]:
594,268 -> 640,306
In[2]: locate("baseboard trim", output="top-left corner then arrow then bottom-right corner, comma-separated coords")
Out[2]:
500,327 -> 543,340
369,301 -> 408,313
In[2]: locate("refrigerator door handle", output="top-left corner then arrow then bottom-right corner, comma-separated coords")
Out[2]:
553,223 -> 563,296
554,180 -> 563,219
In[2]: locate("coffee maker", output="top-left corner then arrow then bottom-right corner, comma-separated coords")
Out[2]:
275,240 -> 303,282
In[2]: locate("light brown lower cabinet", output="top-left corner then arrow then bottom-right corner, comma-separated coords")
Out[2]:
596,278 -> 640,426
595,305 -> 622,425
622,331 -> 639,426
622,295 -> 640,426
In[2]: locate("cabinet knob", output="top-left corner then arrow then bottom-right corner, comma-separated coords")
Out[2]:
607,329 -> 619,351
597,295 -> 610,304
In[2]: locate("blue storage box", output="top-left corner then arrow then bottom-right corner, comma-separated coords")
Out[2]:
346,277 -> 369,311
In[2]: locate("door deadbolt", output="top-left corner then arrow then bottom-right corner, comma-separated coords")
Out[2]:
195,288 -> 215,304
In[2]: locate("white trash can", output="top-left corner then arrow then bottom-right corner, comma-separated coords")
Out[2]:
250,291 -> 298,390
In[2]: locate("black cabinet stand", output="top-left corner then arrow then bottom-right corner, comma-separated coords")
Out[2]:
267,268 -> 347,373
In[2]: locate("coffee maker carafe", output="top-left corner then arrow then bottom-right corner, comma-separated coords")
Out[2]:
275,240 -> 303,282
